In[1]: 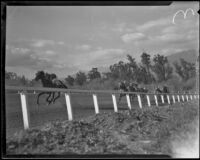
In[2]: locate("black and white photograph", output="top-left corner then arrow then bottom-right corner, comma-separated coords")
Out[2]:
3,1 -> 199,158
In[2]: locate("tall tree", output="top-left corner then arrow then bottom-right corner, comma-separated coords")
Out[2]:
5,71 -> 17,80
151,54 -> 173,82
141,52 -> 151,73
75,71 -> 87,86
140,52 -> 154,83
126,54 -> 139,81
173,58 -> 196,81
65,75 -> 75,86
88,68 -> 101,81
20,75 -> 28,85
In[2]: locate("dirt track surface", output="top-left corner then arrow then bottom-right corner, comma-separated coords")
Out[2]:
6,99 -> 199,156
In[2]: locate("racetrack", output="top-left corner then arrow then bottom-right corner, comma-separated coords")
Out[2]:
5,92 -> 171,138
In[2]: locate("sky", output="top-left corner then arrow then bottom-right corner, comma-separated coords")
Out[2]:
5,1 -> 199,79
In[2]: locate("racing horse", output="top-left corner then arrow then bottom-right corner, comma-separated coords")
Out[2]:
127,82 -> 138,101
35,71 -> 68,105
117,81 -> 129,103
50,75 -> 68,104
117,81 -> 139,103
136,87 -> 148,100
155,85 -> 170,102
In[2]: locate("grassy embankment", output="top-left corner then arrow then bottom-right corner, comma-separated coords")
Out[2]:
6,99 -> 199,157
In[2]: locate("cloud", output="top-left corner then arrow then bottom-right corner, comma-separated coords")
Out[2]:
155,33 -> 185,42
12,48 -> 30,55
76,44 -> 91,51
44,50 -> 56,55
136,17 -> 171,32
121,33 -> 146,43
7,45 -> 30,55
111,22 -> 133,33
71,48 -> 125,69
6,46 -> 60,70
30,39 -> 65,48
161,48 -> 185,55
89,48 -> 124,58
57,41 -> 65,45
31,39 -> 55,47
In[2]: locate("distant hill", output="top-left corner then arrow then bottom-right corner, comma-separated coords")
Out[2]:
167,49 -> 198,64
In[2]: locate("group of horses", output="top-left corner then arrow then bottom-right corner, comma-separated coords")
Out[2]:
35,71 -> 68,105
117,81 -> 170,104
117,81 -> 148,103
34,71 -> 170,106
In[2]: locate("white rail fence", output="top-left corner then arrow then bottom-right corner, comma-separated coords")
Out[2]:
5,86 -> 199,130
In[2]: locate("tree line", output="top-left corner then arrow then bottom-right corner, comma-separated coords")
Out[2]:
65,52 -> 196,86
5,52 -> 196,88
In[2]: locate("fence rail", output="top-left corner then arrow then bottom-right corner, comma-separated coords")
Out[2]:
5,85 -> 199,95
5,85 -> 199,131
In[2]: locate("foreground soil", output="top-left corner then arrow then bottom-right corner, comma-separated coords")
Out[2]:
6,100 -> 199,156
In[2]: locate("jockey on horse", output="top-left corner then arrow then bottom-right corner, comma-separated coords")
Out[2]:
128,82 -> 138,101
118,80 -> 128,103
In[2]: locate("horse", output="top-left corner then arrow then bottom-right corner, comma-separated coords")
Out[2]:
117,81 -> 139,103
35,71 -> 68,105
155,86 -> 169,102
127,83 -> 138,101
136,87 -> 148,99
35,71 -> 55,105
50,77 -> 68,104
117,81 -> 129,103
162,85 -> 170,101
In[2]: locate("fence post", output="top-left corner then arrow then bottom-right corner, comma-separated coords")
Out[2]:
112,94 -> 118,112
137,94 -> 142,109
161,95 -> 164,104
186,95 -> 189,101
190,95 -> 193,100
146,95 -> 151,107
181,95 -> 185,102
172,95 -> 176,103
177,95 -> 180,102
194,95 -> 196,99
93,94 -> 99,114
185,94 -> 187,101
167,95 -> 170,104
64,93 -> 73,121
126,94 -> 131,110
154,95 -> 158,106
20,92 -> 30,130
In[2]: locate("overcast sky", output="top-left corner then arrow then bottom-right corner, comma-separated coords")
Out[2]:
6,1 -> 199,79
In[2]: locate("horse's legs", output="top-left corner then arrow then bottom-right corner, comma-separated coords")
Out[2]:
53,92 -> 60,103
46,92 -> 52,105
131,94 -> 135,102
37,92 -> 47,105
49,92 -> 55,104
118,94 -> 122,104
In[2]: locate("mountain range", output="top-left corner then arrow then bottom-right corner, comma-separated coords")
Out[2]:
167,49 -> 198,65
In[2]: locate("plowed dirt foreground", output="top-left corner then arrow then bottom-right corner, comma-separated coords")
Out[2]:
6,100 -> 199,157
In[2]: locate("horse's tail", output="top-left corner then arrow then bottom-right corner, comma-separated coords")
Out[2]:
58,80 -> 68,89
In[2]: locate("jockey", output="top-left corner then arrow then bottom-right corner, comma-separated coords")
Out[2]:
163,85 -> 168,93
119,80 -> 127,91
129,82 -> 136,92
50,74 -> 60,86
